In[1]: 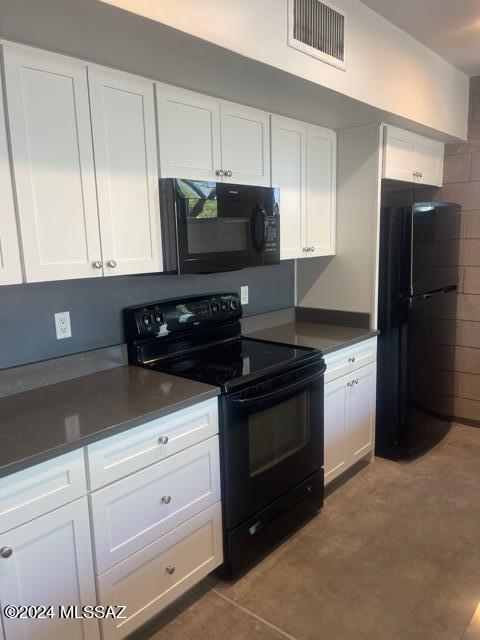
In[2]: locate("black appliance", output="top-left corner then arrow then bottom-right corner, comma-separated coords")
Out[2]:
160,179 -> 280,274
376,200 -> 460,459
124,293 -> 325,578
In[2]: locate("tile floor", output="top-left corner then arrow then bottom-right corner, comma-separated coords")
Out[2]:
140,424 -> 480,640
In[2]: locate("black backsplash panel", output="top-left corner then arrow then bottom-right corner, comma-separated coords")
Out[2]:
0,262 -> 294,369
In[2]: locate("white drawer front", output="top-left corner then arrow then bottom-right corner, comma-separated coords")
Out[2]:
0,449 -> 87,534
87,398 -> 218,489
91,436 -> 221,573
324,337 -> 377,383
98,502 -> 223,640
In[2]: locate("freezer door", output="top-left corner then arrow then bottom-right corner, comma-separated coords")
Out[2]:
401,288 -> 457,456
405,202 -> 460,296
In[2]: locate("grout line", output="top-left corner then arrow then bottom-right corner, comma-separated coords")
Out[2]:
212,589 -> 299,640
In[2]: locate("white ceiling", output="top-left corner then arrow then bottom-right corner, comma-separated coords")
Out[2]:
361,0 -> 480,76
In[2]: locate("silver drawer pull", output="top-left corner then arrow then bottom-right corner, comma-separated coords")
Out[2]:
159,436 -> 169,445
161,495 -> 172,504
165,565 -> 175,575
0,547 -> 13,559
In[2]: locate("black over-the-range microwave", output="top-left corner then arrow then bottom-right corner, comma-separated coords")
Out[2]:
159,178 -> 280,274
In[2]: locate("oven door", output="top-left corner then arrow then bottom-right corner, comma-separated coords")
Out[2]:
221,361 -> 325,529
174,179 -> 279,274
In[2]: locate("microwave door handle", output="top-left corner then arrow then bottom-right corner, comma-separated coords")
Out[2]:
229,368 -> 325,407
251,206 -> 268,253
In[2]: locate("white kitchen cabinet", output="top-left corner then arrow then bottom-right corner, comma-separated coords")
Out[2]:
0,69 -> 22,286
383,125 -> 444,186
349,362 -> 376,463
156,84 -> 270,186
324,375 -> 349,483
220,101 -> 270,186
0,497 -> 99,640
414,135 -> 445,187
90,436 -> 221,573
98,503 -> 223,640
3,44 -> 102,282
271,116 -> 336,260
271,115 -> 306,260
324,339 -> 377,484
306,124 -> 337,256
156,83 -> 222,181
88,66 -> 162,276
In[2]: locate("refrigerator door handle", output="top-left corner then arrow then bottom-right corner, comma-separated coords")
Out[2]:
419,285 -> 458,300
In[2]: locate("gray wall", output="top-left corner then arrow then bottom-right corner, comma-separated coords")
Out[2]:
0,263 -> 294,369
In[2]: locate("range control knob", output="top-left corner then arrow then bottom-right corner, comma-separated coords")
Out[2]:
230,300 -> 237,310
154,312 -> 162,324
211,302 -> 219,313
220,301 -> 228,312
142,314 -> 151,327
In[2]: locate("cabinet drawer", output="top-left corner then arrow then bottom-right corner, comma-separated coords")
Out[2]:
98,502 -> 223,640
0,449 -> 87,534
91,436 -> 221,573
87,398 -> 218,489
324,338 -> 377,383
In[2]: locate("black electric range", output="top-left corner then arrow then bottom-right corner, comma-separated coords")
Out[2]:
124,293 -> 325,577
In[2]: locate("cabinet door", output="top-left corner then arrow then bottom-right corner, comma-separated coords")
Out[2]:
324,376 -> 349,484
156,83 -> 221,181
0,67 -> 22,285
306,125 -> 336,256
89,66 -> 162,276
0,498 -> 99,640
383,125 -> 417,183
348,363 -> 376,463
271,115 -> 306,260
414,135 -> 444,187
3,44 -> 102,282
220,101 -> 270,186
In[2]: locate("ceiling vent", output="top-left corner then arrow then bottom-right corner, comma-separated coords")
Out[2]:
288,0 -> 346,70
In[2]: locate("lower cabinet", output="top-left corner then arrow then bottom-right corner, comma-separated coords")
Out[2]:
98,503 -> 223,640
324,340 -> 377,484
0,497 -> 99,640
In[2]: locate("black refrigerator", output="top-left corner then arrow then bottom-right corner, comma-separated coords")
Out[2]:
376,199 -> 461,460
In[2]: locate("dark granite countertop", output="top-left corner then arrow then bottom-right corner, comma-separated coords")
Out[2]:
0,366 -> 219,478
246,321 -> 378,355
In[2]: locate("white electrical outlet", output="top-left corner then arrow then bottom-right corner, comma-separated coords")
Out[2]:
54,311 -> 72,340
241,286 -> 249,305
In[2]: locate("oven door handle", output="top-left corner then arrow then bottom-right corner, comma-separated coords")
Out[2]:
229,368 -> 325,407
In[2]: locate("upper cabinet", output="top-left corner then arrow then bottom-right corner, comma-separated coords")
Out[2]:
156,84 -> 221,182
2,44 -> 163,282
0,68 -> 22,285
88,66 -> 162,276
156,85 -> 270,186
383,125 -> 444,187
220,101 -> 270,186
306,124 -> 337,256
3,45 -> 102,283
271,115 -> 336,260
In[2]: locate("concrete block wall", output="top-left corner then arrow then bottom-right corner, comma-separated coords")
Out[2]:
440,77 -> 480,425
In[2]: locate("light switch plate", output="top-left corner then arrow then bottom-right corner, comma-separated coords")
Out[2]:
241,286 -> 249,305
54,311 -> 72,339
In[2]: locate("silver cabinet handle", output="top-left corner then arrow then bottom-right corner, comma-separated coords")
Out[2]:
165,565 -> 176,575
215,169 -> 224,177
224,169 -> 233,178
159,435 -> 169,445
0,547 -> 13,559
93,261 -> 103,270
161,495 -> 172,504
108,260 -> 117,268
